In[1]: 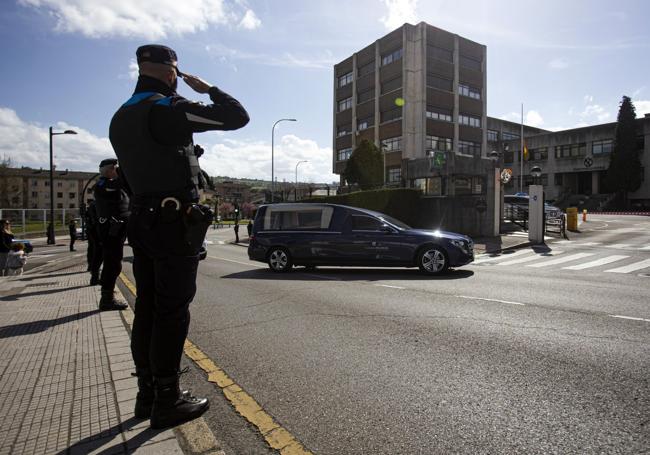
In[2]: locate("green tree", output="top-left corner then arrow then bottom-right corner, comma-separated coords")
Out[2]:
343,139 -> 383,190
605,96 -> 642,207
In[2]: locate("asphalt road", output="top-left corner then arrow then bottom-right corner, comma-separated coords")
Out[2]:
115,216 -> 650,454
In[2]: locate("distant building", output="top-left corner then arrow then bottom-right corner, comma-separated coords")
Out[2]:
333,21 -> 650,207
0,167 -> 97,210
214,181 -> 252,204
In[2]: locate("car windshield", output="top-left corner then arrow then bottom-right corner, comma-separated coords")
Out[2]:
379,214 -> 411,230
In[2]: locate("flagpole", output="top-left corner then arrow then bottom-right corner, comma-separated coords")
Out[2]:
520,103 -> 524,193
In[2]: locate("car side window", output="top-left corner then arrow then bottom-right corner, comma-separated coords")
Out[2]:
351,215 -> 383,231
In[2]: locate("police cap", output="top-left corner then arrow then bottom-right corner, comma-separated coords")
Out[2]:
99,158 -> 118,168
136,45 -> 183,75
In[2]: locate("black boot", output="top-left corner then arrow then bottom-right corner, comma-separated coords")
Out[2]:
150,373 -> 209,429
89,274 -> 100,286
99,290 -> 128,311
133,369 -> 154,419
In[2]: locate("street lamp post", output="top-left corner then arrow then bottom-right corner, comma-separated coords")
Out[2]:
48,127 -> 77,244
295,160 -> 308,201
271,118 -> 296,202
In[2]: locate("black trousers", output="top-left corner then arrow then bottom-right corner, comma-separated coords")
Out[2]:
69,234 -> 76,251
88,231 -> 103,277
128,208 -> 199,378
99,229 -> 126,293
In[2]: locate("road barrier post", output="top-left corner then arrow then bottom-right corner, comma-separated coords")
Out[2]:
566,207 -> 578,231
582,209 -> 587,222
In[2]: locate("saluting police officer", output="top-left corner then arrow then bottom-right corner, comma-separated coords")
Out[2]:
109,45 -> 249,429
94,158 -> 130,311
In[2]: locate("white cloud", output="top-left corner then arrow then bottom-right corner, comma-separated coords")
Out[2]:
0,107 -> 113,172
18,0 -> 258,39
379,0 -> 418,30
634,100 -> 650,117
525,110 -> 544,127
238,9 -> 260,30
0,106 -> 336,183
548,57 -> 569,70
584,95 -> 594,103
205,43 -> 336,70
200,134 -> 336,183
581,103 -> 611,123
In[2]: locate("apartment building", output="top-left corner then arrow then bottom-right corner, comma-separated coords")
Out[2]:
0,167 -> 97,210
333,22 -> 487,194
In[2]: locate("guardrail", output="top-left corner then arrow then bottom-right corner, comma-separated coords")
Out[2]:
503,206 -> 567,239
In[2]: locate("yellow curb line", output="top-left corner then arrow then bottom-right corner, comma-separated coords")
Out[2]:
119,273 -> 312,455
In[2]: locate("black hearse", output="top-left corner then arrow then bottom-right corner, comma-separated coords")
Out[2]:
248,204 -> 473,275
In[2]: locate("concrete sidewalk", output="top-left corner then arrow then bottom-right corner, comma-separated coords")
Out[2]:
0,264 -> 184,454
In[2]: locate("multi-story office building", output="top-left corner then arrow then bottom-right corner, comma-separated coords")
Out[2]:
333,22 -> 487,194
0,167 -> 97,210
333,22 -> 650,207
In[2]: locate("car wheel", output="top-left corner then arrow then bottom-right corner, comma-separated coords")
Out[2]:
417,246 -> 448,275
267,247 -> 293,272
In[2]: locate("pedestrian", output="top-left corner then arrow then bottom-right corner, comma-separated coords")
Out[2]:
109,44 -> 249,429
234,221 -> 240,243
94,159 -> 130,311
247,219 -> 252,237
6,243 -> 27,276
85,200 -> 103,285
68,219 -> 77,251
0,219 -> 15,276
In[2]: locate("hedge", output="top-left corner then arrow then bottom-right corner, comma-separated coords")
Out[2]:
302,188 -> 422,226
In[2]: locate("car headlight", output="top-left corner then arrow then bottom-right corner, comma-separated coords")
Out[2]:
451,239 -> 469,253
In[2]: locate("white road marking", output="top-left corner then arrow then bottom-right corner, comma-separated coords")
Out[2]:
498,250 -> 564,266
207,255 -> 265,268
456,295 -> 525,306
375,284 -> 405,289
579,242 -> 602,246
562,255 -> 629,270
605,244 -> 632,249
640,245 -> 650,251
527,252 -> 594,268
473,249 -> 530,264
609,315 -> 650,323
605,259 -> 650,274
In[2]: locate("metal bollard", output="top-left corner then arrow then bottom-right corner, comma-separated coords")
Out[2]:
566,207 -> 578,232
582,209 -> 587,222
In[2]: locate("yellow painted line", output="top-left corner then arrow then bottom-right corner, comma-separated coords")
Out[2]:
119,272 -> 312,455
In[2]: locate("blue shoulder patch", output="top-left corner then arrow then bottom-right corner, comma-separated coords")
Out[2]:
155,97 -> 173,106
121,91 -> 158,107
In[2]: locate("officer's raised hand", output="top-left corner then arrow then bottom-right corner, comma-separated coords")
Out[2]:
181,73 -> 211,94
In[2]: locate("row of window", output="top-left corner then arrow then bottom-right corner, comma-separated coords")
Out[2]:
31,180 -> 78,188
29,191 -> 76,199
459,114 -> 481,128
502,140 -> 618,163
555,143 -> 587,159
458,140 -> 481,156
412,175 -> 484,196
336,137 -> 480,160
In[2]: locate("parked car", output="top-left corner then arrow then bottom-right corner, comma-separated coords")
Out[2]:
12,239 -> 33,254
504,194 -> 562,220
248,203 -> 474,275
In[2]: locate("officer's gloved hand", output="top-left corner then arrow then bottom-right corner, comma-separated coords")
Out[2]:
194,145 -> 204,157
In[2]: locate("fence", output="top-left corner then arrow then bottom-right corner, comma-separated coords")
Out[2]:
0,208 -> 81,238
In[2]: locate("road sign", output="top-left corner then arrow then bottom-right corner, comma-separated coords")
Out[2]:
500,168 -> 513,184
584,157 -> 593,168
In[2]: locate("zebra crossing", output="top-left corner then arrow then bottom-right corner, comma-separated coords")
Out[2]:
472,244 -> 650,275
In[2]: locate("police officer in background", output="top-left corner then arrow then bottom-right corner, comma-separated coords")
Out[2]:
109,44 -> 249,429
94,158 -> 130,311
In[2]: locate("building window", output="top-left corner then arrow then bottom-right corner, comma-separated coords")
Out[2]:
31,191 -> 38,198
380,107 -> 402,123
357,116 -> 373,131
427,74 -> 453,92
427,45 -> 453,63
412,177 -> 444,196
57,192 -> 63,198
338,72 -> 353,88
459,83 -> 481,100
554,173 -> 563,186
337,148 -> 352,161
32,180 -> 38,186
487,130 -> 498,142
592,139 -> 613,155
531,148 -> 548,161
387,167 -> 401,183
57,182 -> 63,187
69,192 -> 75,199
381,136 -> 402,152
357,87 -> 375,104
45,181 -> 49,187
381,76 -> 402,94
458,140 -> 481,156
381,48 -> 403,66
459,55 -> 481,71
554,143 -> 586,159
426,107 -> 452,122
502,131 -> 520,141
57,203 -> 63,208
69,203 -> 76,209
426,135 -> 453,151
336,124 -> 351,137
459,114 -> 481,128
338,97 -> 352,112
358,60 -> 375,77
637,135 -> 645,151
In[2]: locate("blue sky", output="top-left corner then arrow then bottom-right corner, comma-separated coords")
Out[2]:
1,0 -> 649,183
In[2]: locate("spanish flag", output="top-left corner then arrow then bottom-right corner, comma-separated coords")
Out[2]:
523,143 -> 529,161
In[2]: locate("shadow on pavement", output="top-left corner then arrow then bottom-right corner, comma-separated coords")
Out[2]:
58,416 -> 169,455
0,284 -> 89,302
221,267 -> 474,282
0,308 -> 98,339
18,270 -> 84,281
